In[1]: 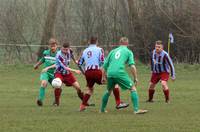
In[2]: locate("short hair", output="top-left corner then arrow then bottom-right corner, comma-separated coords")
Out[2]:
49,38 -> 57,45
62,42 -> 70,48
119,37 -> 129,44
90,36 -> 98,44
155,40 -> 163,45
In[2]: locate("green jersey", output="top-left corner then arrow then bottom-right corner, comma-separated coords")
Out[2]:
39,49 -> 58,74
103,46 -> 135,78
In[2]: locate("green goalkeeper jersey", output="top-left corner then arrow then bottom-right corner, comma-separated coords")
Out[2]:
39,49 -> 58,74
103,46 -> 135,78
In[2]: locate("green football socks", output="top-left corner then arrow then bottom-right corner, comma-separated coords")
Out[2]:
101,92 -> 110,112
38,87 -> 45,101
130,91 -> 139,112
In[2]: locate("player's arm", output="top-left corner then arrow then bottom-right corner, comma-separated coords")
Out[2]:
57,55 -> 81,74
41,64 -> 56,73
77,51 -> 86,74
128,51 -> 138,85
99,48 -> 105,67
34,61 -> 43,70
165,54 -> 176,81
130,65 -> 138,86
34,51 -> 45,69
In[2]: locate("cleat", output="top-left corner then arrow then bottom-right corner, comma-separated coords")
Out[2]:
52,101 -> 59,106
85,103 -> 95,107
79,104 -> 86,112
37,100 -> 43,106
165,100 -> 170,103
116,102 -> 129,109
146,100 -> 154,103
100,110 -> 108,113
134,109 -> 148,114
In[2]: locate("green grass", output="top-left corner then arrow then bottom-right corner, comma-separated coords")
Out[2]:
0,64 -> 200,132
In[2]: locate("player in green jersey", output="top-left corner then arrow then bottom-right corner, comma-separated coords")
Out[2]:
101,37 -> 148,114
34,38 -> 59,106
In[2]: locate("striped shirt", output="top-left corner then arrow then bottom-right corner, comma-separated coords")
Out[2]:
55,50 -> 74,74
151,49 -> 175,79
78,44 -> 104,71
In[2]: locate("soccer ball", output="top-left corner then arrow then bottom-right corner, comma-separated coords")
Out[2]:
52,78 -> 62,88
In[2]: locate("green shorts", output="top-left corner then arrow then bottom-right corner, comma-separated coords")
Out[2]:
40,72 -> 54,84
107,75 -> 134,91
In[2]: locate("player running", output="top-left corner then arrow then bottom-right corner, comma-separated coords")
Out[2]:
34,38 -> 59,106
78,36 -> 129,111
53,42 -> 84,106
100,37 -> 148,114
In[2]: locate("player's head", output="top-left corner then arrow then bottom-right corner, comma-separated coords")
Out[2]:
119,37 -> 129,45
61,42 -> 70,54
90,36 -> 98,44
155,40 -> 163,53
48,38 -> 58,52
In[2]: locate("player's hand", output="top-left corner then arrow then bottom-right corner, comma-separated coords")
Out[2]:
134,78 -> 138,86
171,77 -> 175,82
34,65 -> 39,70
75,70 -> 81,74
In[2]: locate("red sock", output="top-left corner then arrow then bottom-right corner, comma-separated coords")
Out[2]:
113,88 -> 121,105
82,93 -> 91,106
54,88 -> 62,105
148,89 -> 155,101
77,90 -> 84,101
163,89 -> 169,102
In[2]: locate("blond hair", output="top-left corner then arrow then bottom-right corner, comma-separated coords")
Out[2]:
119,37 -> 129,44
48,38 -> 58,45
155,40 -> 163,45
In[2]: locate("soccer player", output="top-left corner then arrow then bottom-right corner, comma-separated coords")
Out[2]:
34,38 -> 59,106
53,42 -> 84,106
147,40 -> 175,103
101,37 -> 148,114
78,36 -> 129,111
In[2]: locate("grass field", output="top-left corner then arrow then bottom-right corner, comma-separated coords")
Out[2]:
0,64 -> 200,132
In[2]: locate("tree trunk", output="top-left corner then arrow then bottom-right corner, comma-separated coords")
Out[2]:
37,0 -> 59,59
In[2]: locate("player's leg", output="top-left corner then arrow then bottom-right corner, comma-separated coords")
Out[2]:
100,78 -> 115,113
81,69 -> 101,109
113,85 -> 129,109
117,76 -> 147,114
147,73 -> 159,102
147,82 -> 156,102
79,86 -> 94,111
53,73 -> 63,106
37,72 -> 49,106
72,81 -> 84,101
160,72 -> 170,103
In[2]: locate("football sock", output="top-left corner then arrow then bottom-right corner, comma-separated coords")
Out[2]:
77,90 -> 84,101
82,93 -> 91,105
163,89 -> 169,102
38,87 -> 45,101
130,91 -> 139,112
113,88 -> 121,105
101,92 -> 110,112
148,89 -> 155,101
54,88 -> 62,105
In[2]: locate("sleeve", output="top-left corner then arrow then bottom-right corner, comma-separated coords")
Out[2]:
39,51 -> 46,63
127,50 -> 135,66
165,54 -> 175,79
150,51 -> 154,71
